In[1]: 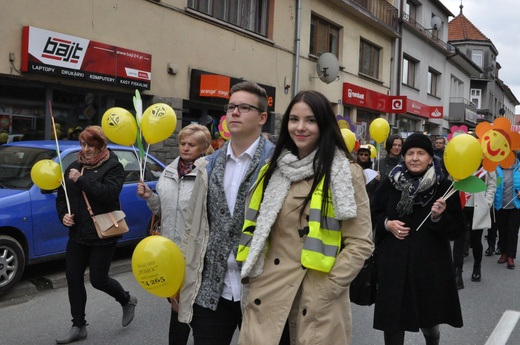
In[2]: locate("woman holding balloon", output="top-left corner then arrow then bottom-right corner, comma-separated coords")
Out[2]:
55,126 -> 137,344
371,133 -> 464,345
137,124 -> 211,345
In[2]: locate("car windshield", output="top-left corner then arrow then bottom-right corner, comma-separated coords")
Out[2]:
0,146 -> 57,190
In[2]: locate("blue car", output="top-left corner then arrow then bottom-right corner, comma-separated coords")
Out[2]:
0,140 -> 165,294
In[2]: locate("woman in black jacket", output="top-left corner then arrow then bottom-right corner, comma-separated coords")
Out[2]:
371,133 -> 464,345
56,126 -> 137,344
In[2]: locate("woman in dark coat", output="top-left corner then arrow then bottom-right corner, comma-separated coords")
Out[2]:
371,133 -> 464,345
55,126 -> 137,344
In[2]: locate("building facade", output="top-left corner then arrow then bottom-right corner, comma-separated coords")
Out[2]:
1,0 -> 517,162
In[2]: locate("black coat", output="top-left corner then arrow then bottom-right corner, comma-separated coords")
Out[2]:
371,176 -> 464,332
56,151 -> 125,243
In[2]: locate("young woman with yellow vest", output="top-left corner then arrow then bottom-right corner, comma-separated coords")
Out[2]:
237,90 -> 374,345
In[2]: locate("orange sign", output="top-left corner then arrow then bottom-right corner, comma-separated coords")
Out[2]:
199,75 -> 230,99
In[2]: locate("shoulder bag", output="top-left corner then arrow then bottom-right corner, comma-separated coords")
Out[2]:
349,227 -> 377,306
80,167 -> 128,239
82,191 -> 129,239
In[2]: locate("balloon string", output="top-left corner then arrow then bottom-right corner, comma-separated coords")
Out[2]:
377,143 -> 380,172
142,144 -> 150,181
130,144 -> 143,181
416,181 -> 455,232
503,195 -> 518,208
49,100 -> 71,214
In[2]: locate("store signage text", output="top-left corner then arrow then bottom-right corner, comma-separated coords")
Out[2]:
199,75 -> 231,99
21,26 -> 152,90
342,83 -> 406,114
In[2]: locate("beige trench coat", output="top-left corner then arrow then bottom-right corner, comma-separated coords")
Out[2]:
239,163 -> 374,345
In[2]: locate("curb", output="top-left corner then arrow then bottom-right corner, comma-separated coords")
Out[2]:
0,258 -> 132,306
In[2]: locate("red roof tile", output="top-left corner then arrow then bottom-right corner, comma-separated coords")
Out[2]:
448,14 -> 490,42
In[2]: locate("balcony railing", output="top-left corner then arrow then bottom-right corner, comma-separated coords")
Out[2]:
402,13 -> 450,51
351,0 -> 398,30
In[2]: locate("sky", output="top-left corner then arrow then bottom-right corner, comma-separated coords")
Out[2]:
442,0 -> 520,114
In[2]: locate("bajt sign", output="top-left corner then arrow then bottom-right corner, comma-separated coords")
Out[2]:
21,26 -> 152,89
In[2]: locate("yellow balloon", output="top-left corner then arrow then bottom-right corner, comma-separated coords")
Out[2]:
101,107 -> 137,146
31,159 -> 62,190
0,132 -> 8,143
369,118 -> 390,144
141,103 -> 177,144
367,144 -> 377,158
444,134 -> 482,180
341,128 -> 356,152
132,236 -> 185,298
337,119 -> 350,129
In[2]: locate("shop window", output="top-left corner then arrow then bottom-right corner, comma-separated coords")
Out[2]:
0,83 -> 46,139
402,56 -> 417,88
427,68 -> 440,97
310,14 -> 340,57
188,0 -> 270,37
359,39 -> 380,79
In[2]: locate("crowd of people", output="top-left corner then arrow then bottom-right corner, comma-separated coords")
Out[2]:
52,81 -> 518,345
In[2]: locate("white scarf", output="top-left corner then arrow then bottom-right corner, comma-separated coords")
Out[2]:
241,149 -> 357,278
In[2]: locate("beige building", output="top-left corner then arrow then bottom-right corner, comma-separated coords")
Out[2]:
1,0 -> 399,162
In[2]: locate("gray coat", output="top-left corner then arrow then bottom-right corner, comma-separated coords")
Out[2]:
466,171 -> 496,230
145,156 -> 197,244
178,137 -> 274,323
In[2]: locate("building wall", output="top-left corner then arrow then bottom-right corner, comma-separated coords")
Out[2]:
1,0 -> 398,162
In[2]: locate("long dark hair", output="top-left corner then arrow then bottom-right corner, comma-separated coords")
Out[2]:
260,90 -> 352,216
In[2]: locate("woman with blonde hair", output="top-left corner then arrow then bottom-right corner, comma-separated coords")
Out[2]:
137,123 -> 211,345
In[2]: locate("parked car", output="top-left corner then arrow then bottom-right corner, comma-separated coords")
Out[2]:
0,140 -> 165,294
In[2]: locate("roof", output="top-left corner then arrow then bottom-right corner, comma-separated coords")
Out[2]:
448,13 -> 490,42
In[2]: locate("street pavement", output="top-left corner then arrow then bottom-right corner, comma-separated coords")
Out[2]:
2,240 -> 520,344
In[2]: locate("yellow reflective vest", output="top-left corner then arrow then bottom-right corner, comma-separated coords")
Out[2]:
237,166 -> 341,273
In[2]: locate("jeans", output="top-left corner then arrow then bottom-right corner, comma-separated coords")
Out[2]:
65,239 -> 129,326
496,208 -> 520,259
191,298 -> 242,345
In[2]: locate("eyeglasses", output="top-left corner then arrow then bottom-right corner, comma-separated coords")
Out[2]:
224,103 -> 264,114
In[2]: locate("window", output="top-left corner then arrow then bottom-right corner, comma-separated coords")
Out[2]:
450,76 -> 463,98
359,39 -> 380,79
472,49 -> 483,67
402,56 -> 417,87
188,0 -> 270,36
404,1 -> 417,21
427,68 -> 440,96
471,88 -> 481,108
310,15 -> 339,57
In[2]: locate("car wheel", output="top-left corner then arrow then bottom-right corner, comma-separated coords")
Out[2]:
0,235 -> 25,294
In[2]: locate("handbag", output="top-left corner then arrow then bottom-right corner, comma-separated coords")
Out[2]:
149,212 -> 161,236
350,226 -> 377,306
82,191 -> 129,239
349,252 -> 377,306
